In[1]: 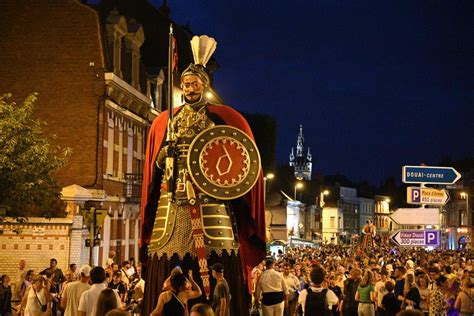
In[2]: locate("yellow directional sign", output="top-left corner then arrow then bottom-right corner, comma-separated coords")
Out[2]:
406,187 -> 449,205
82,208 -> 108,232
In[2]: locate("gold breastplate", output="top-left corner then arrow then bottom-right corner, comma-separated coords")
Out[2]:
173,104 -> 214,144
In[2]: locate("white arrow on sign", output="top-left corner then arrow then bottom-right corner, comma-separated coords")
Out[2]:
389,208 -> 439,225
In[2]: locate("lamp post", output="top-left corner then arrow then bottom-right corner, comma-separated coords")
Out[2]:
461,192 -> 469,226
320,190 -> 329,208
263,173 -> 275,213
264,173 -> 275,193
294,182 -> 303,201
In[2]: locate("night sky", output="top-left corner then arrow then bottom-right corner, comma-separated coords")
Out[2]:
158,1 -> 473,184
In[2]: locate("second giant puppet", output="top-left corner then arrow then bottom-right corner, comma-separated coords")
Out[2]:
140,35 -> 266,315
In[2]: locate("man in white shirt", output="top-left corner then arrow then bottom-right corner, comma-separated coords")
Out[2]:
282,263 -> 300,316
61,265 -> 92,316
78,266 -> 121,316
374,269 -> 389,315
14,259 -> 27,300
298,266 -> 338,316
255,257 -> 289,316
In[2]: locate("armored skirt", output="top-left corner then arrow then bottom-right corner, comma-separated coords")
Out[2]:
142,201 -> 250,315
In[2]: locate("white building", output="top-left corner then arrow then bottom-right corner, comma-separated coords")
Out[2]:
322,206 -> 343,244
359,197 -> 375,232
287,200 -> 305,238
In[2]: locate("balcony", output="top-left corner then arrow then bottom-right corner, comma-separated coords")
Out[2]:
124,173 -> 143,203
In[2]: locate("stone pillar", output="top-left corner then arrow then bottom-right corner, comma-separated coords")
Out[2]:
70,215 -> 87,266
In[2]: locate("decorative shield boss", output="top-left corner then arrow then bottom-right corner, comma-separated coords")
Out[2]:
187,125 -> 261,200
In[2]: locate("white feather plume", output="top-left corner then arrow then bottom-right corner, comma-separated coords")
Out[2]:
190,35 -> 217,67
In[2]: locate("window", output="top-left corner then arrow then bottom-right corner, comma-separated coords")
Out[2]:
330,216 -> 336,228
106,117 -> 114,176
127,127 -> 134,174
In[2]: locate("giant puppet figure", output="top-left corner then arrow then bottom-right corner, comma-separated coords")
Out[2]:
361,218 -> 376,249
140,33 -> 266,315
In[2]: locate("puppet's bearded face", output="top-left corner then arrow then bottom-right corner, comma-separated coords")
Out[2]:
182,74 -> 205,103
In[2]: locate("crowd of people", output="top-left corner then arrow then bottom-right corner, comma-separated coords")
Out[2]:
0,244 -> 473,316
0,251 -> 144,316
251,244 -> 473,316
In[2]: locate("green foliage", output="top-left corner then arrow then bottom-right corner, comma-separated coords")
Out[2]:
0,93 -> 71,217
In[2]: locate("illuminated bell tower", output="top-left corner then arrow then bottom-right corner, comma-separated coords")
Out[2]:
289,124 -> 312,180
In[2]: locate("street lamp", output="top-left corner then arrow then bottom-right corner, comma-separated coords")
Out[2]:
294,182 -> 303,201
263,173 -> 275,193
461,192 -> 469,226
320,190 -> 329,208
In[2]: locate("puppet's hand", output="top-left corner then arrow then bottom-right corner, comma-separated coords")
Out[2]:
156,145 -> 174,169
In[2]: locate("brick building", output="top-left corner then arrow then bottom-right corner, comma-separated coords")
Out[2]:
0,1 -> 178,266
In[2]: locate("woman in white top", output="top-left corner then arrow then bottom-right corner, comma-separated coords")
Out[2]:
19,274 -> 51,316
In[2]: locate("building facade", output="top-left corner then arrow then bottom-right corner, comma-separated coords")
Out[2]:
339,186 -> 360,243
322,206 -> 343,244
374,195 -> 392,238
359,197 -> 375,233
0,1 -> 190,266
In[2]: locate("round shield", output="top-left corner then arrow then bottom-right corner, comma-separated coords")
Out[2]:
187,125 -> 261,200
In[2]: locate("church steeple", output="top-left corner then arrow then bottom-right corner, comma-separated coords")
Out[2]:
289,124 -> 312,180
296,124 -> 304,157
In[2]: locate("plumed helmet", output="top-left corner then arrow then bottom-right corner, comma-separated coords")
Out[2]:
181,35 -> 217,86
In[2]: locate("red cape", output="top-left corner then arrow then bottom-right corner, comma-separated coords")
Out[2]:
140,104 -> 266,274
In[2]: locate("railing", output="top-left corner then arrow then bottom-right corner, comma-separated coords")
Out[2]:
124,173 -> 143,202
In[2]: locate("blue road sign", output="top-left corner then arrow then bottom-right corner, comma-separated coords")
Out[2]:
390,230 -> 439,247
402,165 -> 461,184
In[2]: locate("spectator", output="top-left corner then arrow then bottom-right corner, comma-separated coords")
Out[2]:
108,272 -> 127,302
150,268 -> 202,316
381,281 -> 397,316
281,262 -> 300,316
394,267 -> 407,312
254,257 -> 289,316
68,264 -> 79,281
61,265 -> 91,316
105,309 -> 130,316
60,269 -> 77,300
355,269 -> 376,316
19,274 -> 51,315
18,270 -> 34,302
429,275 -> 449,316
210,263 -> 230,316
126,258 -> 137,278
125,264 -> 144,314
375,269 -> 389,316
78,266 -> 121,316
40,258 -> 65,288
105,251 -> 116,268
454,278 -> 474,316
297,266 -> 338,316
396,310 -> 424,316
120,262 -> 131,290
190,303 -> 215,316
428,267 -> 441,292
328,274 -> 343,316
44,269 -> 61,316
95,288 -> 119,316
416,274 -> 430,315
402,274 -> 421,311
0,275 -> 12,316
14,260 -> 27,301
342,267 -> 362,316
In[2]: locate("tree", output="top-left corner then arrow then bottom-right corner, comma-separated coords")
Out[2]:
0,93 -> 70,217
